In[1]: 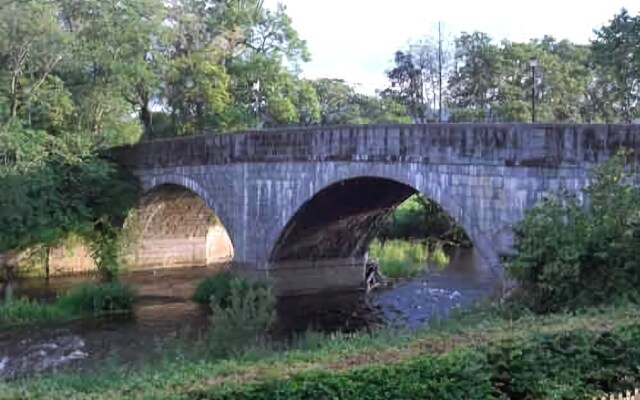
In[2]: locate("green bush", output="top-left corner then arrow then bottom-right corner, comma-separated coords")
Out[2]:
193,323 -> 640,400
56,281 -> 137,316
193,272 -> 266,309
192,349 -> 494,400
506,150 -> 640,313
205,281 -> 277,358
486,325 -> 640,399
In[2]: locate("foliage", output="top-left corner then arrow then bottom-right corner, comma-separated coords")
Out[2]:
0,282 -> 136,326
196,349 -> 493,400
381,25 -> 454,123
193,272 -> 266,308
486,326 -> 640,399
382,9 -> 640,123
505,150 -> 640,313
368,239 -> 449,279
592,8 -> 640,122
379,194 -> 471,246
0,298 -> 72,325
0,130 -> 140,279
2,302 -> 640,399
56,282 -> 137,316
205,280 -> 276,358
189,323 -> 640,400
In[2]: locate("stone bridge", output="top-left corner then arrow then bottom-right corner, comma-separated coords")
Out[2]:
110,124 -> 640,296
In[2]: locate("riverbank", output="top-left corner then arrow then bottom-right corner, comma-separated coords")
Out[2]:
2,303 -> 639,399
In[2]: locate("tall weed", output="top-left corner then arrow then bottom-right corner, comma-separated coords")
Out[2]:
205,280 -> 276,358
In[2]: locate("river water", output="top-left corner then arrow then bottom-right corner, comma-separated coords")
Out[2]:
0,247 -> 498,380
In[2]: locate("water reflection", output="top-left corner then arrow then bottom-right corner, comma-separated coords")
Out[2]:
1,247 -> 498,379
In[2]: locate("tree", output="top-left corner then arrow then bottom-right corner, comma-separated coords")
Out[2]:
0,0 -> 70,126
592,8 -> 640,122
381,23 -> 453,123
448,32 -> 502,122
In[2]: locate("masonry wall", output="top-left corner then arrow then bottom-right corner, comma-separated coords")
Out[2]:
84,124 -> 640,294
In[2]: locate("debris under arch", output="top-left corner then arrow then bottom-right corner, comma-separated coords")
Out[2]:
365,259 -> 385,292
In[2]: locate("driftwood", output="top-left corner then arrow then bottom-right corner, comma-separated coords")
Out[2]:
365,259 -> 384,291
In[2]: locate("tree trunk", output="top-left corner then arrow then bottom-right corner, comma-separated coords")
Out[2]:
140,103 -> 153,137
10,74 -> 19,118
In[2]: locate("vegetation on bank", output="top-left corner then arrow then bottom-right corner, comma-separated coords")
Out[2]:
505,150 -> 640,314
2,303 -> 640,399
0,282 -> 137,326
368,239 -> 449,279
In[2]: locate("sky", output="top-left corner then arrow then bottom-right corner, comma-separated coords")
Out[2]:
263,0 -> 639,95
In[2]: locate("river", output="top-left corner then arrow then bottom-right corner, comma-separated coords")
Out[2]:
0,247 -> 498,380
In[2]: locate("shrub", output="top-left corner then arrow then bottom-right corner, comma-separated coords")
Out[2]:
486,325 -> 640,399
193,272 -> 266,309
193,324 -> 640,400
506,150 -> 640,313
57,281 -> 137,316
205,281 -> 276,358
192,349 -> 494,400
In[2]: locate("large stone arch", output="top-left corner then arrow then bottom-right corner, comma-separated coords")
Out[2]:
129,174 -> 235,269
266,163 -> 501,293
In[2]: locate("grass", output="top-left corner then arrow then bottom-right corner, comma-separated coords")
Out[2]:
0,298 -> 73,325
368,239 -> 449,278
0,281 -> 137,327
2,301 -> 640,399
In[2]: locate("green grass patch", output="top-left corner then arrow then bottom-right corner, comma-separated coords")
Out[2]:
369,239 -> 448,278
0,298 -> 72,325
0,281 -> 137,327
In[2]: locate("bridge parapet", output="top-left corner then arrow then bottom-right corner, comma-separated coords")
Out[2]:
111,124 -> 640,170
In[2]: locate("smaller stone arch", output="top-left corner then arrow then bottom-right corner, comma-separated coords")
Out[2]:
127,174 -> 235,269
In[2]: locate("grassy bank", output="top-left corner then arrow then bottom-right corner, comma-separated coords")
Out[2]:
369,239 -> 448,278
2,303 -> 640,399
0,281 -> 137,327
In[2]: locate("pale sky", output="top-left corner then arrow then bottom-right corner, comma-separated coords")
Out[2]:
264,0 -> 639,94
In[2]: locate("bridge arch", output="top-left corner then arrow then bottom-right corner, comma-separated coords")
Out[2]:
125,175 -> 235,269
268,168 -> 498,282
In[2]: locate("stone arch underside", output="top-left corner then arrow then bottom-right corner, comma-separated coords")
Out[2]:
265,164 -> 502,285
127,176 -> 234,269
269,177 -> 417,262
265,170 -> 495,296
